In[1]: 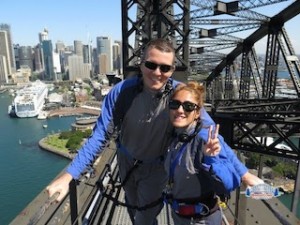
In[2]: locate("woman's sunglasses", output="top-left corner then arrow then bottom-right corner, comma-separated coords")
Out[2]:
169,100 -> 199,112
144,61 -> 174,73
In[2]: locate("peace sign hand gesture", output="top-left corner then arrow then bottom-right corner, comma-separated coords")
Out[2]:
204,124 -> 221,156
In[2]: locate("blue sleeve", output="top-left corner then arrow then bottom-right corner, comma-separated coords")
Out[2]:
200,108 -> 248,177
199,108 -> 248,191
203,144 -> 242,192
66,81 -> 125,179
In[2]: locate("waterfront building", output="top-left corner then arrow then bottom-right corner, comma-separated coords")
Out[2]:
12,65 -> 31,84
0,30 -> 12,76
0,24 -> 16,73
0,55 -> 9,84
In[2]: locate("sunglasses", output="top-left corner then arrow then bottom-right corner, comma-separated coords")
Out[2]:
169,100 -> 199,112
144,61 -> 174,73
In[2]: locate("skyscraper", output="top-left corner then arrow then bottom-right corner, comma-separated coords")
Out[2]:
96,36 -> 112,73
42,40 -> 55,80
74,40 -> 83,57
0,24 -> 16,73
34,44 -> 43,72
0,55 -> 8,84
0,30 -> 12,76
68,55 -> 85,81
112,41 -> 121,73
39,28 -> 49,43
18,46 -> 34,71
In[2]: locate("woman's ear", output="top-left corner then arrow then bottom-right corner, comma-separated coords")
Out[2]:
194,112 -> 200,121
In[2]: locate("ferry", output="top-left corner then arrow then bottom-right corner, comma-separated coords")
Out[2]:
8,80 -> 48,118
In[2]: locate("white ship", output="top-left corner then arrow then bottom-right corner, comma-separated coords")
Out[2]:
9,80 -> 48,118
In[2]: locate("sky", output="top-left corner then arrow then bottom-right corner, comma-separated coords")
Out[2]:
0,0 -> 299,54
0,0 -> 123,47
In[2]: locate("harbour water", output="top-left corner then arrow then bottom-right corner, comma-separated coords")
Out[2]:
0,93 -> 72,224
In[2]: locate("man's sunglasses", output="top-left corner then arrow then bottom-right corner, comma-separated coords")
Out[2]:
169,100 -> 200,112
144,61 -> 174,73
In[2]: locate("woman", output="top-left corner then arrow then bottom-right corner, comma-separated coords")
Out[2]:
165,81 -> 231,225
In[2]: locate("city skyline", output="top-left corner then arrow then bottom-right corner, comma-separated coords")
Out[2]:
0,0 -> 299,53
0,1 -> 123,47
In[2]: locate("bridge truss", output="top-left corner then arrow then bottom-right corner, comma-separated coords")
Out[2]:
121,0 -> 300,216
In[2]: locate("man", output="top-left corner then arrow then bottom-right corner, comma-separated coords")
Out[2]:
46,38 -> 262,224
47,38 -> 178,225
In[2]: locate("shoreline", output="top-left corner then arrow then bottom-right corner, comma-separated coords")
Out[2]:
38,136 -> 75,160
47,106 -> 100,118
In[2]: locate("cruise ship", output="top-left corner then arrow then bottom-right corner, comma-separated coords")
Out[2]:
8,80 -> 48,118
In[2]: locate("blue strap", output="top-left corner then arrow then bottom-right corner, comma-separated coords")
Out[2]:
195,204 -> 204,214
169,143 -> 188,184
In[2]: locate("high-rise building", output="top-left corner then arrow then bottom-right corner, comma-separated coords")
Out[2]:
0,24 -> 16,73
112,41 -> 121,73
39,28 -> 49,43
14,44 -> 20,70
83,44 -> 92,64
74,40 -> 83,57
53,51 -> 61,76
96,36 -> 112,73
56,40 -> 65,53
34,44 -> 43,72
55,40 -> 65,74
37,28 -> 49,71
42,40 -> 54,80
99,53 -> 108,75
0,30 -> 12,76
68,55 -> 85,81
0,55 -> 8,84
18,46 -> 33,72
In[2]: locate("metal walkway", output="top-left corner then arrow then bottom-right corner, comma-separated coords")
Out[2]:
10,143 -> 300,225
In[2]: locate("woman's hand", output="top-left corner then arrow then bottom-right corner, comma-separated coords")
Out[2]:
46,173 -> 73,202
204,124 -> 221,156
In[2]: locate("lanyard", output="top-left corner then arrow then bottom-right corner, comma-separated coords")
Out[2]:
169,142 -> 188,186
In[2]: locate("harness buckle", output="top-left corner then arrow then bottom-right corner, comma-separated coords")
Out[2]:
172,201 -> 210,217
133,159 -> 142,166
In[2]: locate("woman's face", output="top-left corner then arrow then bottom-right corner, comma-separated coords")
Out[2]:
169,90 -> 200,128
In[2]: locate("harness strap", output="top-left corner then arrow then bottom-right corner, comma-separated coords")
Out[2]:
117,159 -> 141,187
101,191 -> 163,210
116,144 -> 164,188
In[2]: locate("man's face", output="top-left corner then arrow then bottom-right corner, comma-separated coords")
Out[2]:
140,48 -> 175,91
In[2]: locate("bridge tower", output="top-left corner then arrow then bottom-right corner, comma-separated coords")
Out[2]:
121,0 -> 190,81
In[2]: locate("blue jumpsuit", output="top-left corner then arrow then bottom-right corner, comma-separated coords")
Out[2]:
66,76 -> 248,224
